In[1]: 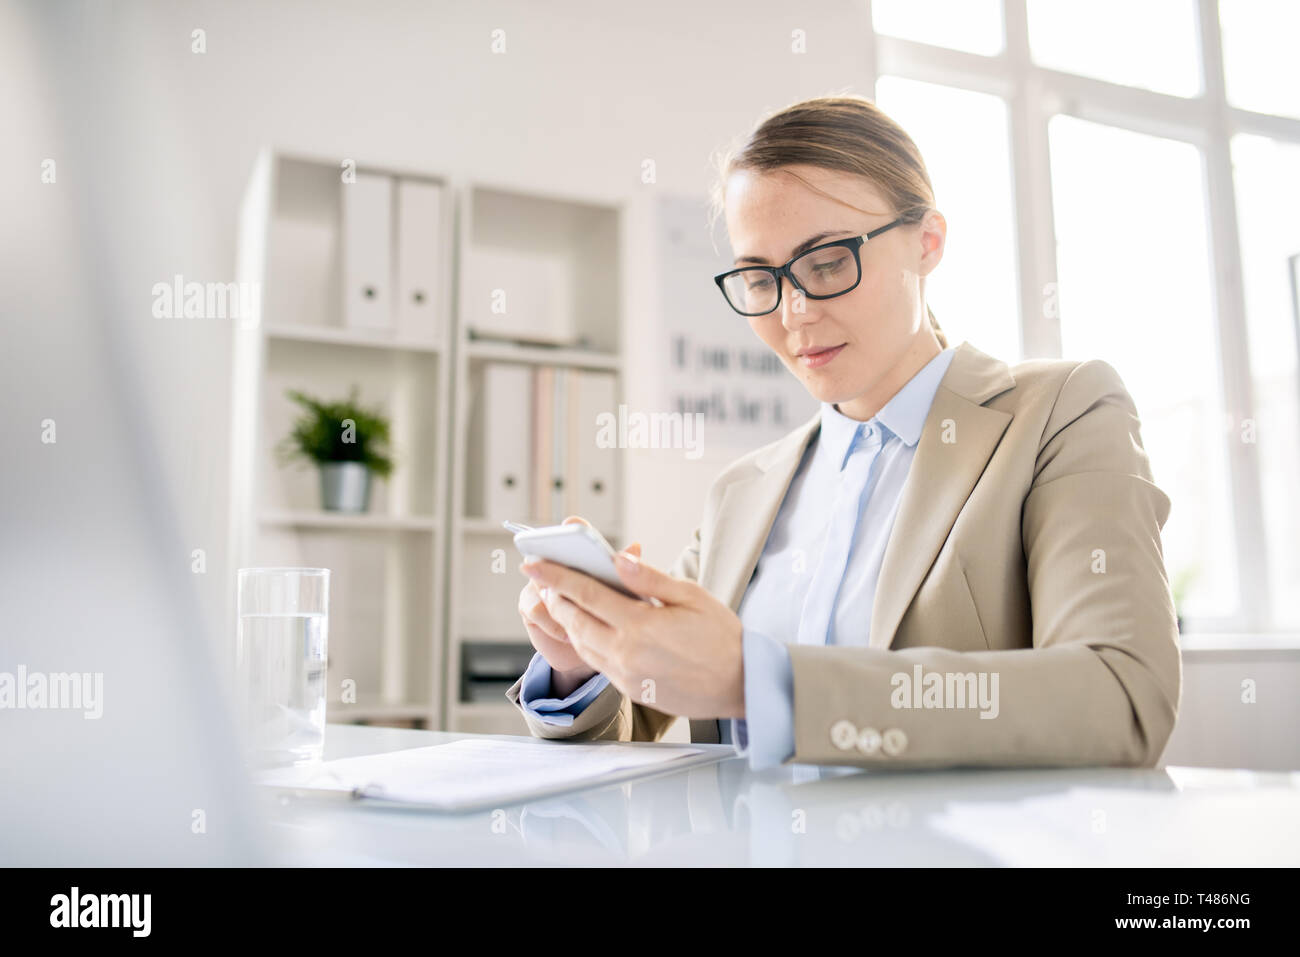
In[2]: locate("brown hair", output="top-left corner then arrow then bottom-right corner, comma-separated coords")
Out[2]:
709,94 -> 948,349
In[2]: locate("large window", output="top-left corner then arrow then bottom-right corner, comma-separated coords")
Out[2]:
872,0 -> 1005,56
1026,0 -> 1202,97
1048,116 -> 1234,618
1218,0 -> 1300,119
874,76 -> 1021,362
871,0 -> 1300,636
1230,135 -> 1300,628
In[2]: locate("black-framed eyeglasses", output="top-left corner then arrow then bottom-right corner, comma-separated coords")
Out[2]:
713,217 -> 907,317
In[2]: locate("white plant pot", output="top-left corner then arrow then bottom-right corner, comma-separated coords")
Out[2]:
319,462 -> 372,512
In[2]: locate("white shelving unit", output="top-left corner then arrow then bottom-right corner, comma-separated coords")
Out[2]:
444,181 -> 626,734
230,149 -> 454,730
232,155 -> 628,734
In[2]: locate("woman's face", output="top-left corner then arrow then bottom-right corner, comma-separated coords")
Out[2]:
723,164 -> 946,420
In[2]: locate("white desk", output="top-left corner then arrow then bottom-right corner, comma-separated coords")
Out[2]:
257,724 -> 1300,866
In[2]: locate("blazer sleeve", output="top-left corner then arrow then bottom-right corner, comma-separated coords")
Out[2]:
504,525 -> 702,742
785,359 -> 1182,769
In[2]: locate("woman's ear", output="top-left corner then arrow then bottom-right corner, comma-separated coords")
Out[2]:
917,209 -> 947,278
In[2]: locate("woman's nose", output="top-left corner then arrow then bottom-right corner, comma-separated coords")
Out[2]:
779,277 -> 818,330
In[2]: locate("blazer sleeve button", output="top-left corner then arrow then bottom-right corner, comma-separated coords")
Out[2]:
882,728 -> 908,756
830,719 -> 858,750
856,727 -> 882,755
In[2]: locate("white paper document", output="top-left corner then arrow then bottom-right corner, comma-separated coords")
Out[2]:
257,738 -> 721,812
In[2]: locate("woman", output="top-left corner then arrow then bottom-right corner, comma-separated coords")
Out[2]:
506,94 -> 1180,770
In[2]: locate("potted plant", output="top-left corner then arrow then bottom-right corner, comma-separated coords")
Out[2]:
275,386 -> 394,513
1170,563 -> 1200,634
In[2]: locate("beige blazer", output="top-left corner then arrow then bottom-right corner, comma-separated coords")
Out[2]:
506,340 -> 1181,769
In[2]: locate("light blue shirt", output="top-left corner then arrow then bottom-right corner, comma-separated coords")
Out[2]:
516,347 -> 958,770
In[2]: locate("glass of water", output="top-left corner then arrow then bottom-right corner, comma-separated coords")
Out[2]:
236,567 -> 329,768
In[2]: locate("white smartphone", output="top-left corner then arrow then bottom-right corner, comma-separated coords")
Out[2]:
511,522 -> 644,601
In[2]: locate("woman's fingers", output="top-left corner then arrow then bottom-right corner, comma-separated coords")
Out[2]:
541,589 -> 618,675
524,559 -> 644,628
518,523 -> 642,676
522,621 -> 554,648
523,621 -> 587,674
518,582 -> 568,642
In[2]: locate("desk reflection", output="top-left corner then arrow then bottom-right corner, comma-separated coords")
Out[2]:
260,727 -> 1282,866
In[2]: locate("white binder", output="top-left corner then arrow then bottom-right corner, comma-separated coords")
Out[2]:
480,363 -> 532,521
531,366 -> 553,522
550,368 -> 568,522
395,180 -> 443,343
463,245 -> 574,345
568,370 -> 619,531
341,171 -> 394,330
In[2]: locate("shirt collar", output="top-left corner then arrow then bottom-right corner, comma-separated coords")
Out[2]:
819,346 -> 958,469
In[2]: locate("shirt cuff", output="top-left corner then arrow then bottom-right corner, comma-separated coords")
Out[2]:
740,628 -> 796,769
516,652 -> 610,726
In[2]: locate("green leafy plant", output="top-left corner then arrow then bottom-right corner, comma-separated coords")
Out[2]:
1170,562 -> 1200,628
275,386 -> 394,478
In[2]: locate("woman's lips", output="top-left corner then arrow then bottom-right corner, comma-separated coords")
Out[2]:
798,343 -> 846,369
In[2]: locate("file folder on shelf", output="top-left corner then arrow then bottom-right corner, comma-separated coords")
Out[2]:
477,363 -> 532,521
550,368 -> 568,522
470,363 -> 619,531
341,171 -> 394,331
528,366 -> 554,523
395,179 -> 444,344
568,370 -> 619,530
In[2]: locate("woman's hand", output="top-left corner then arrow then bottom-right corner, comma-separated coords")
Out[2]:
520,548 -> 745,720
517,516 -> 641,698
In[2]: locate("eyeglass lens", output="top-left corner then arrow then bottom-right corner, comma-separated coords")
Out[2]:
721,243 -> 860,315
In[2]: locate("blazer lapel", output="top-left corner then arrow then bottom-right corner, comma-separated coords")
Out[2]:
868,341 -> 1016,649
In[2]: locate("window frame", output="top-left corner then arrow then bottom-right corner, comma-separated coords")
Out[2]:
868,0 -> 1300,635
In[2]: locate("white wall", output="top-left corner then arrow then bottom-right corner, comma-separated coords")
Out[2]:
15,0 -> 875,632
1162,653 -> 1300,771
